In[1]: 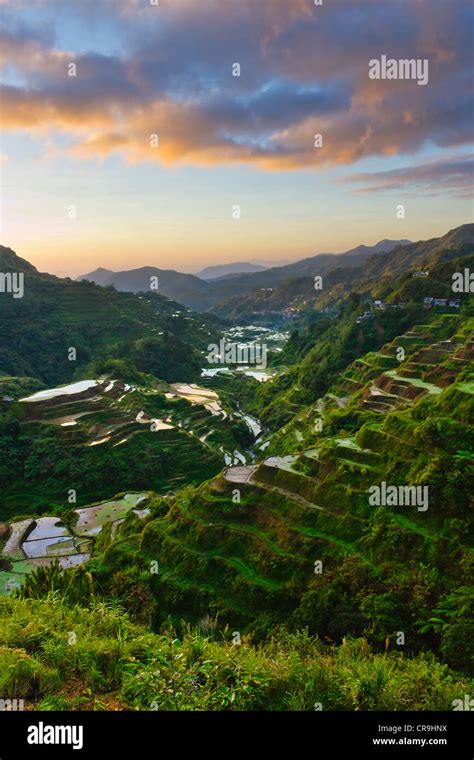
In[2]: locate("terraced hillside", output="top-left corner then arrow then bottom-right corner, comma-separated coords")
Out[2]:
0,375 -> 257,519
84,307 -> 473,674
267,312 -> 472,448
0,231 -> 472,703
0,492 -> 149,595
248,251 -> 474,430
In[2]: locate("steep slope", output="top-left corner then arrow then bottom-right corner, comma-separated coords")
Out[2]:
0,246 -> 37,273
87,305 -> 473,676
243,252 -> 473,430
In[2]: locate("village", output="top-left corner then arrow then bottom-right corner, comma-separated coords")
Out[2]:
356,294 -> 461,324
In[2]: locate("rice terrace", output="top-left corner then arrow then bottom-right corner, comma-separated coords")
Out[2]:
0,0 -> 472,755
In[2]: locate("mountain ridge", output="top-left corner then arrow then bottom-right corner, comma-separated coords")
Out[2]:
210,225 -> 474,321
76,237 -> 412,312
196,262 -> 268,280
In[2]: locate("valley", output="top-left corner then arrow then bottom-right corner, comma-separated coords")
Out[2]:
1,0 -> 473,722
0,227 -> 472,711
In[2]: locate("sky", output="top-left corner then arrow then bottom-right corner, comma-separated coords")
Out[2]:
0,0 -> 473,277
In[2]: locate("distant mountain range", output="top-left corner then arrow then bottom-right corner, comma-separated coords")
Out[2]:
78,238 -> 411,313
3,228 -> 471,328
79,265 -> 216,312
0,245 -> 222,387
196,262 -> 268,280
211,226 -> 473,321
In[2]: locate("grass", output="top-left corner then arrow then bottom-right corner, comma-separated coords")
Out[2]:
0,595 -> 471,711
1,292 -> 472,704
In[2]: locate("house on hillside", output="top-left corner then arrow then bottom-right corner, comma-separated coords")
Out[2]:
356,310 -> 375,324
374,300 -> 406,310
424,296 -> 459,309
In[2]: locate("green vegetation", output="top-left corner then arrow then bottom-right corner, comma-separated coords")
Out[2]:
0,229 -> 472,711
0,245 -> 222,388
53,308 -> 470,681
0,594 -> 470,710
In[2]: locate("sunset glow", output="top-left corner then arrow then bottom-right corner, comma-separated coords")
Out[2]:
1,0 -> 472,274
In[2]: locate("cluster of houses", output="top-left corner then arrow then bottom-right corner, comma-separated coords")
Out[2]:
373,300 -> 406,310
356,298 -> 407,323
356,294 -> 461,323
410,272 -> 461,307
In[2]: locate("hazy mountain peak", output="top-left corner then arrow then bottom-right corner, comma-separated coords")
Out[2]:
197,262 -> 268,280
374,238 -> 412,248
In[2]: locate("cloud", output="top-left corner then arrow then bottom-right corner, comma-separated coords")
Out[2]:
344,153 -> 474,199
0,0 -> 473,173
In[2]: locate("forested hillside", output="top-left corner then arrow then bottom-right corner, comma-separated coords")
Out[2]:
0,230 -> 472,711
0,246 -> 221,386
211,225 -> 474,322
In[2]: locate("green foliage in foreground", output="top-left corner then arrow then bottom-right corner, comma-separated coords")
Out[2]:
0,594 -> 471,711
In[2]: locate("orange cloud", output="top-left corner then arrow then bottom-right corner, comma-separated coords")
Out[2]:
0,0 -> 472,177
